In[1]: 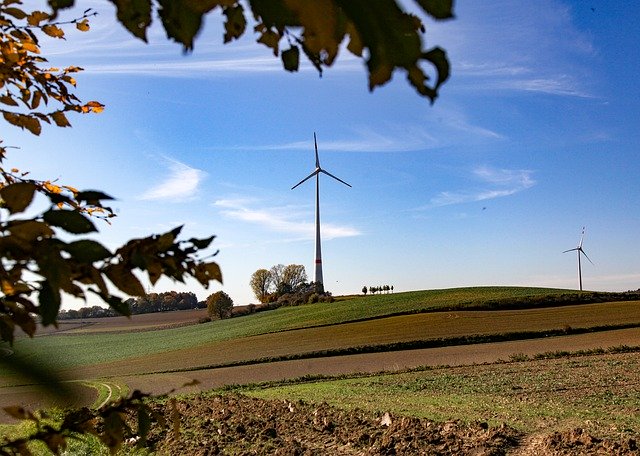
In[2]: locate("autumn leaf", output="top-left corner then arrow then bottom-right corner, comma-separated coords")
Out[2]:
257,29 -> 280,55
27,10 -> 51,26
0,95 -> 18,106
82,100 -> 105,113
51,110 -> 71,127
42,24 -> 65,39
75,18 -> 90,31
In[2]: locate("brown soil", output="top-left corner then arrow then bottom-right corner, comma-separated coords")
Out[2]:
144,394 -> 639,455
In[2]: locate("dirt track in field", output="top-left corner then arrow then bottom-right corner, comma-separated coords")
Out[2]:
117,327 -> 640,396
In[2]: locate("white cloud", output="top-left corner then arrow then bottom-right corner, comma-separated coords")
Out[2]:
422,166 -> 536,209
139,158 -> 206,201
214,198 -> 361,240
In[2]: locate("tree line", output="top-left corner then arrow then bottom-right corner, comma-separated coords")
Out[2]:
58,291 -> 204,319
362,285 -> 394,295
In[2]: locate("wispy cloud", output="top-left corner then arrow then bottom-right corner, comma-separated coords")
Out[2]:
433,1 -> 597,98
214,198 -> 361,240
218,118 -> 502,154
139,158 -> 206,201
420,166 -> 536,209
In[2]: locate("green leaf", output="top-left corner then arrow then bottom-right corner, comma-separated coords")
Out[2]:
188,235 -> 215,250
0,182 -> 37,214
281,45 -> 300,71
7,220 -> 55,241
414,0 -> 454,20
39,280 -> 61,326
157,0 -> 203,51
137,407 -> 151,443
48,0 -> 75,11
65,240 -> 112,263
109,0 -> 153,41
43,209 -> 97,234
99,293 -> 131,317
76,190 -> 115,203
104,263 -> 145,296
195,262 -> 223,286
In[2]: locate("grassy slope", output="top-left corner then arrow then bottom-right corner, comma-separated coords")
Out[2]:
244,351 -> 640,440
5,287 -> 574,372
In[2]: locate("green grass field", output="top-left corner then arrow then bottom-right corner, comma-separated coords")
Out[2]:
2,286 -> 640,454
3,287 -> 639,378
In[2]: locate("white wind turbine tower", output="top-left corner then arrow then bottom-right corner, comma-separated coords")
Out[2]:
563,226 -> 594,291
292,133 -> 351,293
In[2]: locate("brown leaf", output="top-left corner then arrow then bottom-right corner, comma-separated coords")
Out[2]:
51,110 -> 71,127
104,263 -> 146,296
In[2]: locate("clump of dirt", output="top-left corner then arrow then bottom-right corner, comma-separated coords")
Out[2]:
142,394 -> 638,455
527,428 -> 638,455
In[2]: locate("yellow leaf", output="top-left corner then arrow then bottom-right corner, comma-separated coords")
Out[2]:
1,279 -> 16,295
42,25 -> 65,39
44,182 -> 62,194
27,11 -> 51,26
76,18 -> 90,32
83,101 -> 105,113
20,41 -> 40,53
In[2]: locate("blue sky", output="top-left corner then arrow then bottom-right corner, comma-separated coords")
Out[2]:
7,1 -> 640,307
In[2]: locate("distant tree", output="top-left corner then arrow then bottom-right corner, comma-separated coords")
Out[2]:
270,264 -> 286,290
362,286 -> 368,295
250,268 -> 273,303
206,291 -> 234,320
282,264 -> 308,292
391,285 -> 394,293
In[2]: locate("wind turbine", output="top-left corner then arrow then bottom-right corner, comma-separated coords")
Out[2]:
292,133 -> 351,293
563,226 -> 594,291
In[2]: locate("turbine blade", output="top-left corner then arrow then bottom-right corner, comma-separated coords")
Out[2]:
580,248 -> 594,265
320,169 -> 352,188
563,248 -> 578,253
578,226 -> 586,248
291,170 -> 319,190
314,132 -> 320,169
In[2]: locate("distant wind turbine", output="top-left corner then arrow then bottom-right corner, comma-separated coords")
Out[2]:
563,226 -> 594,291
292,133 -> 351,293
